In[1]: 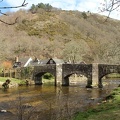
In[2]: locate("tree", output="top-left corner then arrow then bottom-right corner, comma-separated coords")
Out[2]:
100,0 -> 120,20
30,4 -> 36,13
45,3 -> 52,12
0,0 -> 28,25
1,61 -> 12,69
93,40 -> 120,64
82,12 -> 88,19
63,41 -> 90,63
30,3 -> 53,13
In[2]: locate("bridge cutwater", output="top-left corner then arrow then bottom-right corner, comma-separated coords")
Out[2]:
32,63 -> 120,88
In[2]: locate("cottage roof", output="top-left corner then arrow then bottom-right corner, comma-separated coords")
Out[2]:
18,57 -> 31,66
30,59 -> 41,66
52,58 -> 64,64
40,59 -> 49,64
40,58 -> 64,64
13,57 -> 32,68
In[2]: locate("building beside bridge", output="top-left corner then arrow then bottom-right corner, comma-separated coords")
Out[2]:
13,57 -> 64,68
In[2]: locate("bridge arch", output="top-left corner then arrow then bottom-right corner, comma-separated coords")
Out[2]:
32,65 -> 56,86
63,73 -> 88,87
98,64 -> 120,88
62,64 -> 92,88
34,72 -> 55,85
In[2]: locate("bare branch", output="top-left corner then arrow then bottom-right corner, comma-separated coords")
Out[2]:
0,0 -> 28,9
0,0 -> 3,3
99,0 -> 120,21
105,0 -> 120,11
0,0 -> 27,25
0,17 -> 18,25
0,10 -> 8,16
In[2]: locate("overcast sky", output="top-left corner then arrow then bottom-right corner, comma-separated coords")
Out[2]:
2,0 -> 120,20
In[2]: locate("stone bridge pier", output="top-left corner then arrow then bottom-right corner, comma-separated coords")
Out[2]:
56,64 -> 62,85
92,63 -> 99,87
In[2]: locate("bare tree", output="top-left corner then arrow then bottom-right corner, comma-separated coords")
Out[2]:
0,0 -> 28,25
100,0 -> 120,20
63,41 -> 90,63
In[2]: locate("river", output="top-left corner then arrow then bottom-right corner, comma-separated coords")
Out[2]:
0,79 -> 120,120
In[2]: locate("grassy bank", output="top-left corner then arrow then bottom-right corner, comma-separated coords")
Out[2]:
73,87 -> 120,120
0,77 -> 54,86
0,77 -> 26,85
106,73 -> 120,78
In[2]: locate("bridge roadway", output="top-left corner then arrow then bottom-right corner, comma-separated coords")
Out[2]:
32,64 -> 120,88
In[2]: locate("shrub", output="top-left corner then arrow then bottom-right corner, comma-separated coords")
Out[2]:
82,12 -> 88,19
43,73 -> 54,80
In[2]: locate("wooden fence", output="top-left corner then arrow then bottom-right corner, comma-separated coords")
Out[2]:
0,67 -> 34,79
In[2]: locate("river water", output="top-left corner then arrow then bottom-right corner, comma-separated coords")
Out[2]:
0,79 -> 120,120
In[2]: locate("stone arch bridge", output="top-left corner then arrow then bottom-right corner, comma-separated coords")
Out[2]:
32,64 -> 120,88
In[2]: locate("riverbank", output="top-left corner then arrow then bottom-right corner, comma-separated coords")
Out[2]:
0,77 -> 54,88
0,77 -> 26,88
73,87 -> 120,120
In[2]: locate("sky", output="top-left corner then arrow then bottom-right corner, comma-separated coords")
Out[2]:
1,0 -> 120,20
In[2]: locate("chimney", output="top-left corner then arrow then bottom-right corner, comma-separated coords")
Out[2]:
15,56 -> 19,62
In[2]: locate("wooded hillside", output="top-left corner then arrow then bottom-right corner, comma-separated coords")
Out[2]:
0,3 -> 120,64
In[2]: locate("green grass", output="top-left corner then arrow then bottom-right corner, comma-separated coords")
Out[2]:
73,87 -> 120,120
42,78 -> 54,84
0,77 -> 26,85
106,73 -> 120,78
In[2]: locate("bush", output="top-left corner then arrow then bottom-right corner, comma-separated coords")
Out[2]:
43,73 -> 54,80
82,12 -> 88,19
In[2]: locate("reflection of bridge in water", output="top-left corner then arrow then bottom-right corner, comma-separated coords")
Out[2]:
32,64 -> 120,88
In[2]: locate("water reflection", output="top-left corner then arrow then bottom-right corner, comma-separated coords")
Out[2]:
0,79 -> 120,120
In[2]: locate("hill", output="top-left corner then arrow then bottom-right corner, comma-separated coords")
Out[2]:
0,5 -> 120,64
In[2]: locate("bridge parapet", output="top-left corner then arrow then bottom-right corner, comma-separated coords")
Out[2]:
33,64 -> 56,76
62,64 -> 92,76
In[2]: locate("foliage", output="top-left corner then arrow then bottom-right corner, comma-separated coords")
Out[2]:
21,67 -> 33,79
63,40 -> 90,63
43,73 -> 54,80
82,12 -> 88,19
1,61 -> 12,69
30,3 -> 53,13
0,6 -> 120,64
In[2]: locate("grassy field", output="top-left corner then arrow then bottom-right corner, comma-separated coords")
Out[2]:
73,87 -> 120,120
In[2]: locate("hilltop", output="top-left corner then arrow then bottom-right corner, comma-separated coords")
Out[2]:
0,4 -> 120,65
